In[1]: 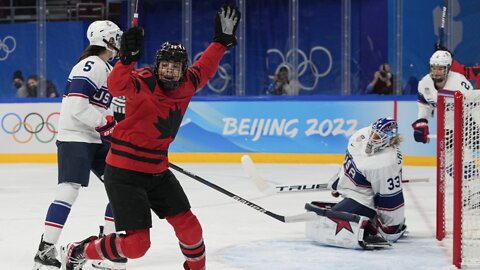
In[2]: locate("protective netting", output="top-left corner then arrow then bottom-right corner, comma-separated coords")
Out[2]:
441,90 -> 480,267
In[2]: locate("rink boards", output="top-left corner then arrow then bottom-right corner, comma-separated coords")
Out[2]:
0,98 -> 435,165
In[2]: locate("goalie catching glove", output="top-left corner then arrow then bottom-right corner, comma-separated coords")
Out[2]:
411,118 -> 429,144
213,4 -> 241,49
120,27 -> 144,65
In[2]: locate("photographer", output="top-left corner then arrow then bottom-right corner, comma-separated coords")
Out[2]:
366,63 -> 393,95
267,65 -> 292,95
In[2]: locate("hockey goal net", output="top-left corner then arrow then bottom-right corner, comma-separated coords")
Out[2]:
437,90 -> 480,268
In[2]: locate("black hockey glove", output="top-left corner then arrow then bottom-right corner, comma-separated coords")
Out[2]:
411,118 -> 429,144
213,4 -> 241,49
120,27 -> 144,65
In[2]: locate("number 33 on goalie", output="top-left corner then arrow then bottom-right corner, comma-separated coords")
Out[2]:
307,118 -> 407,249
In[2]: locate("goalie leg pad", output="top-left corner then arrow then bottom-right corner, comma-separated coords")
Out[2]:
305,203 -> 391,249
305,212 -> 370,249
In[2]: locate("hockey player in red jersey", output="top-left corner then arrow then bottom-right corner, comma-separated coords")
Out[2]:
60,4 -> 240,270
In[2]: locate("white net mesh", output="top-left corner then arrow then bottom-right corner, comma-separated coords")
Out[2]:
442,90 -> 480,266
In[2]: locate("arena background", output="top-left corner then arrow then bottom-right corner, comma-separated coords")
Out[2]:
0,0 -> 477,164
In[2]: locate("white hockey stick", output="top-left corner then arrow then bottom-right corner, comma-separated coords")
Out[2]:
428,134 -> 437,140
241,155 -> 430,195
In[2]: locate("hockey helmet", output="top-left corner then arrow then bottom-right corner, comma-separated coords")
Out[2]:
429,50 -> 452,83
365,117 -> 398,155
154,41 -> 189,90
87,20 -> 122,55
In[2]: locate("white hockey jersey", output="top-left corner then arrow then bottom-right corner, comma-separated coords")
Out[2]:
57,56 -> 113,143
417,71 -> 473,119
336,127 -> 404,228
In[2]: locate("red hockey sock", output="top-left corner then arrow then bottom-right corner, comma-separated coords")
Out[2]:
85,229 -> 150,260
167,210 -> 206,270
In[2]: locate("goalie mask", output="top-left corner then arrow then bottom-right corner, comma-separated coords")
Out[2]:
429,50 -> 452,83
87,20 -> 122,57
365,117 -> 398,156
154,42 -> 188,90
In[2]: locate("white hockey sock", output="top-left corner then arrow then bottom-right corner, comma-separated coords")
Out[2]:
43,182 -> 80,244
103,202 -> 116,234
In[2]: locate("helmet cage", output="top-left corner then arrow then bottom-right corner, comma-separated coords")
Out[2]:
154,42 -> 188,90
365,118 -> 398,155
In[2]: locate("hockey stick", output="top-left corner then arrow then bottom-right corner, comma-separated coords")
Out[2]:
437,0 -> 447,48
241,155 -> 430,195
132,0 -> 139,27
168,162 -> 318,223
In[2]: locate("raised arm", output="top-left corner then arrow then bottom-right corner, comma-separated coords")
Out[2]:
107,27 -> 144,98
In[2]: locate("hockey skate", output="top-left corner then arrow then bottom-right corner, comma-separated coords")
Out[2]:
33,235 -> 61,270
60,236 -> 97,270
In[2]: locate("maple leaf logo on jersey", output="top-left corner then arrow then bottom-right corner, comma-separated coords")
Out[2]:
329,217 -> 354,235
153,105 -> 183,139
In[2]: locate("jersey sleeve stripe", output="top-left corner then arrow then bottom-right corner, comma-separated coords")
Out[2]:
66,93 -> 89,99
66,76 -> 99,96
374,191 -> 405,210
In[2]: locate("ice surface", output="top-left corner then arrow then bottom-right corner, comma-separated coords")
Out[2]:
0,163 -> 457,269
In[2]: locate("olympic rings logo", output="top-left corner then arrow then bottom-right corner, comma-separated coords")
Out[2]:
1,112 -> 60,144
0,36 -> 16,61
266,46 -> 333,91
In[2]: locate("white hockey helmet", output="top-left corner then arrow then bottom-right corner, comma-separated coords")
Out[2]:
87,20 -> 122,54
430,50 -> 452,67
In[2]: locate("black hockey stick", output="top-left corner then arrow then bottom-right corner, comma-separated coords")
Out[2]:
305,203 -> 361,223
437,0 -> 447,48
168,162 -> 318,223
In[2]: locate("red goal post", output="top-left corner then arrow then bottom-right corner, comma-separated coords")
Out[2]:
436,89 -> 480,268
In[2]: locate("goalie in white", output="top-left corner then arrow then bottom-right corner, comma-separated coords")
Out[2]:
306,117 -> 406,249
412,50 -> 473,144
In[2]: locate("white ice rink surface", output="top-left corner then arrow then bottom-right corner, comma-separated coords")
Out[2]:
0,163 -> 458,270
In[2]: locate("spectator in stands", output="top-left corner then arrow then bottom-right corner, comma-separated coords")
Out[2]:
26,75 -> 59,97
366,63 -> 394,95
267,65 -> 292,95
12,70 -> 28,97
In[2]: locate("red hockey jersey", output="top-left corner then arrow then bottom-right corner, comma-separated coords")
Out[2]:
451,59 -> 480,89
106,42 -> 226,173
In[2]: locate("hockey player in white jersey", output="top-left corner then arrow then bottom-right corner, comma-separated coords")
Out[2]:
306,117 -> 406,249
33,20 -> 126,270
412,50 -> 473,143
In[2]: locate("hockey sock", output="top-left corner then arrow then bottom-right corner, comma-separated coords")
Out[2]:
43,183 -> 80,244
85,229 -> 150,260
103,202 -> 116,234
166,210 -> 206,270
